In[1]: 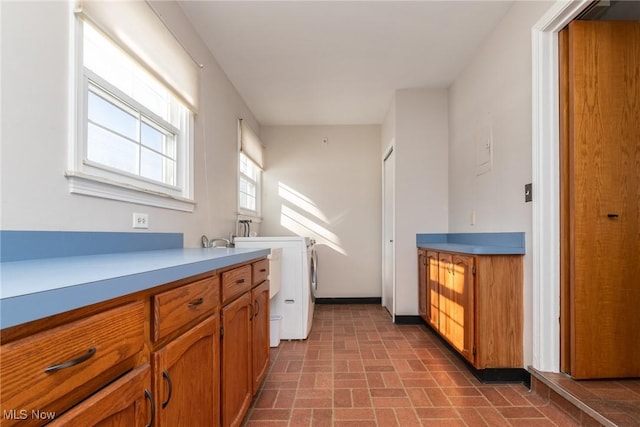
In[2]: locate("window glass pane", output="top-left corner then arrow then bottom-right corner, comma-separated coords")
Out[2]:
88,91 -> 138,140
141,122 -> 164,152
141,147 -> 161,182
141,148 -> 176,186
240,153 -> 258,181
239,176 -> 257,211
87,123 -> 138,174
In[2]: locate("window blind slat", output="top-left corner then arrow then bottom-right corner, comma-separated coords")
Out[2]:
239,119 -> 264,169
76,0 -> 200,113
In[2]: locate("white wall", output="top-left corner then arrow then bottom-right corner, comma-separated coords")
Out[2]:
259,125 -> 381,298
447,0 -> 554,367
0,1 -> 259,247
382,89 -> 449,316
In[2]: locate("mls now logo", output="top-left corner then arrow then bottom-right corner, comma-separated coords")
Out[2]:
4,409 -> 56,421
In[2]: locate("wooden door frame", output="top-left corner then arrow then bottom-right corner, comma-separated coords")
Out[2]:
530,0 -> 591,373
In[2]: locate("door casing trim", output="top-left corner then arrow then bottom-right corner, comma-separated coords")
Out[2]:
531,0 -> 591,373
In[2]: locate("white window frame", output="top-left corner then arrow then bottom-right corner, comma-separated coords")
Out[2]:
67,16 -> 196,212
238,151 -> 262,219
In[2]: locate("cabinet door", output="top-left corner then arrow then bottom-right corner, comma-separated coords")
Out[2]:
438,253 -> 475,364
221,293 -> 253,427
251,281 -> 270,394
451,254 -> 475,364
417,250 -> 427,321
153,316 -> 219,427
426,251 -> 439,329
438,253 -> 452,340
48,364 -> 152,427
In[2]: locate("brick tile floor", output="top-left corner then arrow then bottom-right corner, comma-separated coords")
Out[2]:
243,304 -> 581,426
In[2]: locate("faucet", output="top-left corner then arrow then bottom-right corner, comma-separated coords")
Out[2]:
201,235 -> 233,248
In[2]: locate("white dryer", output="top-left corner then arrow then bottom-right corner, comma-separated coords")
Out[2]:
235,236 -> 316,340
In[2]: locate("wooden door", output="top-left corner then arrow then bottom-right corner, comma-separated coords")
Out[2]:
426,251 -> 439,328
417,250 -> 428,321
47,364 -> 152,427
221,293 -> 253,427
561,20 -> 640,379
251,281 -> 270,394
153,316 -> 219,426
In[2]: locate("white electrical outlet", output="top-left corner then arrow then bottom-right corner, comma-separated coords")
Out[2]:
133,213 -> 149,229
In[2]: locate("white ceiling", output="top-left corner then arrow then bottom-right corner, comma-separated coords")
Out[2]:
179,1 -> 514,126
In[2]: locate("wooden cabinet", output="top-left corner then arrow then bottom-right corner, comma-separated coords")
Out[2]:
221,292 -> 253,427
152,275 -> 219,342
152,316 -> 219,427
251,280 -> 270,394
47,364 -> 153,427
221,260 -> 271,427
0,302 -> 145,427
425,251 -> 439,329
417,250 -> 428,321
418,249 -> 522,369
1,255 -> 270,427
438,253 -> 475,364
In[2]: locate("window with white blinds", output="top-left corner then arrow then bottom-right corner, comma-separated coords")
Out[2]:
68,1 -> 199,211
238,120 -> 263,216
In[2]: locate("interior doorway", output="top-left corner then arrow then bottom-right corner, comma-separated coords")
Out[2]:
382,145 -> 395,320
532,0 -> 640,374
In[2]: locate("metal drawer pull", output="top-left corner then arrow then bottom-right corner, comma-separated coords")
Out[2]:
259,268 -> 267,272
607,213 -> 619,218
44,347 -> 96,373
162,370 -> 173,408
236,278 -> 246,284
144,389 -> 155,427
188,297 -> 204,307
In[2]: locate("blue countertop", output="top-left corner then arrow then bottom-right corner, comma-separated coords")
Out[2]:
416,232 -> 525,255
0,248 -> 270,329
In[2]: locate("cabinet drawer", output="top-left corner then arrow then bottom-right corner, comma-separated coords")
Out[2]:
0,302 -> 144,425
222,265 -> 251,304
252,259 -> 269,286
153,275 -> 219,342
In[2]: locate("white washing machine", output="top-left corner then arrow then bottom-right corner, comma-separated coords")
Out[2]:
235,236 -> 316,340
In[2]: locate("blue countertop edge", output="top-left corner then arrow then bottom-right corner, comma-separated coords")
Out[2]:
0,248 -> 270,329
416,232 -> 525,255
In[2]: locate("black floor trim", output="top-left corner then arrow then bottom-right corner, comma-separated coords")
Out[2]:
315,297 -> 382,305
420,320 -> 530,386
394,315 -> 424,325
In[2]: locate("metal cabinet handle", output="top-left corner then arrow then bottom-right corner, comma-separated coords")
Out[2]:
162,370 -> 172,409
144,389 -> 155,427
188,297 -> 204,307
607,213 -> 619,218
236,278 -> 246,284
254,300 -> 260,317
44,347 -> 96,373
259,268 -> 267,273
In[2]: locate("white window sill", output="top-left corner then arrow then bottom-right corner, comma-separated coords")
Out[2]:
66,171 -> 196,212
